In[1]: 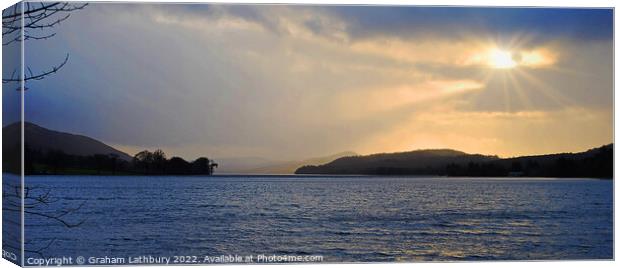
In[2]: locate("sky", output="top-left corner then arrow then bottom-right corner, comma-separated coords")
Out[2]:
3,3 -> 613,161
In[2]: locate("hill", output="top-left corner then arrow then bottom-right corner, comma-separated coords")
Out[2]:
296,149 -> 497,175
2,122 -> 217,175
295,145 -> 613,178
245,151 -> 358,174
3,122 -> 132,161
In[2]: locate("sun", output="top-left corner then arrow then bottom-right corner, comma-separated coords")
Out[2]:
489,49 -> 517,69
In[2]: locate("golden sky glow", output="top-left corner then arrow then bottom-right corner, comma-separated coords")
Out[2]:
18,4 -> 613,162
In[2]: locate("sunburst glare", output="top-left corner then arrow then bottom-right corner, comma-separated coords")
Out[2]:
489,49 -> 517,69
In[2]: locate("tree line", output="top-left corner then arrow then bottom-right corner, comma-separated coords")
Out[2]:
297,144 -> 612,178
16,146 -> 218,175
131,149 -> 217,175
444,146 -> 612,178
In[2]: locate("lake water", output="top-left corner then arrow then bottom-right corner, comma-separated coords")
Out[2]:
9,175 -> 614,263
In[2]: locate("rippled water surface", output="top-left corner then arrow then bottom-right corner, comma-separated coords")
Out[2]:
20,175 -> 613,262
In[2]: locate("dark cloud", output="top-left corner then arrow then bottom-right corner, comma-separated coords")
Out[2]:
119,4 -> 613,46
323,6 -> 613,44
173,4 -> 614,45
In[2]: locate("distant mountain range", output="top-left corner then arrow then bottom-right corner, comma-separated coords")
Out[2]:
296,149 -> 495,174
3,122 -> 132,161
296,145 -> 613,178
217,151 -> 357,174
2,122 -> 613,178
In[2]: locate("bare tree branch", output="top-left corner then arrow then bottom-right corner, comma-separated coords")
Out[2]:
33,53 -> 68,81
3,3 -> 86,36
2,53 -> 69,85
3,182 -> 87,259
4,208 -> 86,228
2,2 -> 87,84
3,184 -> 86,225
2,3 -> 61,20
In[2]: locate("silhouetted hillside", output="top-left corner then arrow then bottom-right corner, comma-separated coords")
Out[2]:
296,149 -> 498,175
296,145 -> 613,178
3,122 -> 132,161
2,122 -> 216,175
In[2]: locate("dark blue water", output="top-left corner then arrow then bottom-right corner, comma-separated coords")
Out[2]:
16,175 -> 613,262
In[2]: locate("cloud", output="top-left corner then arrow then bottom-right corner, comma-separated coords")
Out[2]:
327,6 -> 613,44
15,3 -> 613,161
332,79 -> 484,120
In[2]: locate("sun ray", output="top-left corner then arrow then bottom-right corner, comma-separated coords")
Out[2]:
506,71 -> 535,111
505,32 -> 535,50
500,72 -> 511,112
513,68 -> 576,108
542,65 -> 594,77
456,68 -> 496,110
